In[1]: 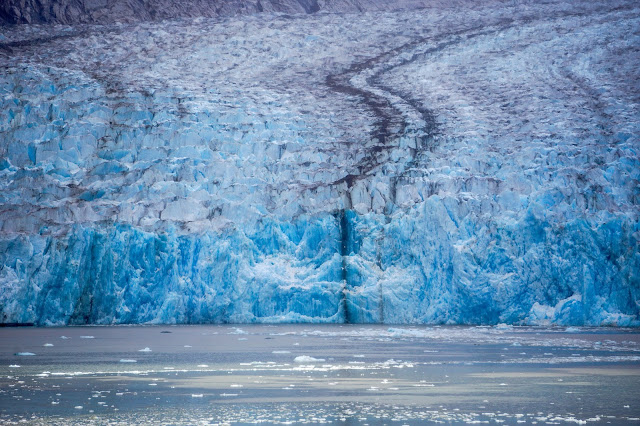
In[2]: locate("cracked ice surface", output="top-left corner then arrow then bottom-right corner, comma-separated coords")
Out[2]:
0,0 -> 638,325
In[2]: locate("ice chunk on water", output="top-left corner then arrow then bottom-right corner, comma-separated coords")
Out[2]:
294,355 -> 326,363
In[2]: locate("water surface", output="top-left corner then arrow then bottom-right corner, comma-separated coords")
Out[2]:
1,325 -> 639,424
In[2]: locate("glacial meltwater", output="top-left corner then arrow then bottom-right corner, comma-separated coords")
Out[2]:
1,325 -> 639,425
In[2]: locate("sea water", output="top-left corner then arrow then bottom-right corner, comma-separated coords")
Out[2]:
1,325 -> 639,424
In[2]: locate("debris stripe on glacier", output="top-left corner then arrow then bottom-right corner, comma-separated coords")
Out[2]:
322,1 -> 640,213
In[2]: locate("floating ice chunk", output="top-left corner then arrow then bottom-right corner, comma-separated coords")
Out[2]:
138,347 -> 152,352
75,406 -> 83,410
184,345 -> 192,348
294,355 -> 325,363
119,359 -> 137,363
15,352 -> 35,356
60,336 -> 69,339
197,364 -> 209,368
80,336 -> 95,339
191,394 -> 203,398
9,365 -> 20,368
495,324 -> 512,330
272,350 -> 291,354
353,355 -> 365,358
229,328 -> 247,335
43,343 -> 54,347
238,337 -> 248,341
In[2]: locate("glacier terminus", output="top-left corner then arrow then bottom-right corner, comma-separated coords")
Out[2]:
0,0 -> 638,326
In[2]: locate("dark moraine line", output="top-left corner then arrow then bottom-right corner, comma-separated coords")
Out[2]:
324,2 -> 638,193
324,21 -> 516,190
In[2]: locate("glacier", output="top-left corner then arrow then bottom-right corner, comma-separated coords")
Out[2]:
0,0 -> 638,326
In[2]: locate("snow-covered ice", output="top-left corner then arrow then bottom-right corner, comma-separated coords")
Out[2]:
0,0 -> 638,325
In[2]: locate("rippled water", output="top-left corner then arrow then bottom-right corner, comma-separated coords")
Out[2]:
1,325 -> 639,424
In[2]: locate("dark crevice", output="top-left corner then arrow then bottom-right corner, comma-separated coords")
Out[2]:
336,209 -> 351,324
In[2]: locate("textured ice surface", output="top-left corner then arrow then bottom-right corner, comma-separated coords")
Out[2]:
0,0 -> 639,325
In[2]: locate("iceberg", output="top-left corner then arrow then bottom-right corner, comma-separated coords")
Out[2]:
0,0 -> 638,326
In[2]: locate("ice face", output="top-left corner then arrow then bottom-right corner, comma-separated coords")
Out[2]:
0,0 -> 638,325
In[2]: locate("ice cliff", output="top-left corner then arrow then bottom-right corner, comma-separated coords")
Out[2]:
1,0 -> 639,325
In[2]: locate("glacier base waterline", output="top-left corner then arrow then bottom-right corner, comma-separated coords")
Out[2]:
0,0 -> 639,326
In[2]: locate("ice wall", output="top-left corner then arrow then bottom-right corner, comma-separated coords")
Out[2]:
2,207 -> 637,326
1,0 -> 639,325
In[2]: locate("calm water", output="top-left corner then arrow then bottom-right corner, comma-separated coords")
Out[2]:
1,325 -> 639,425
